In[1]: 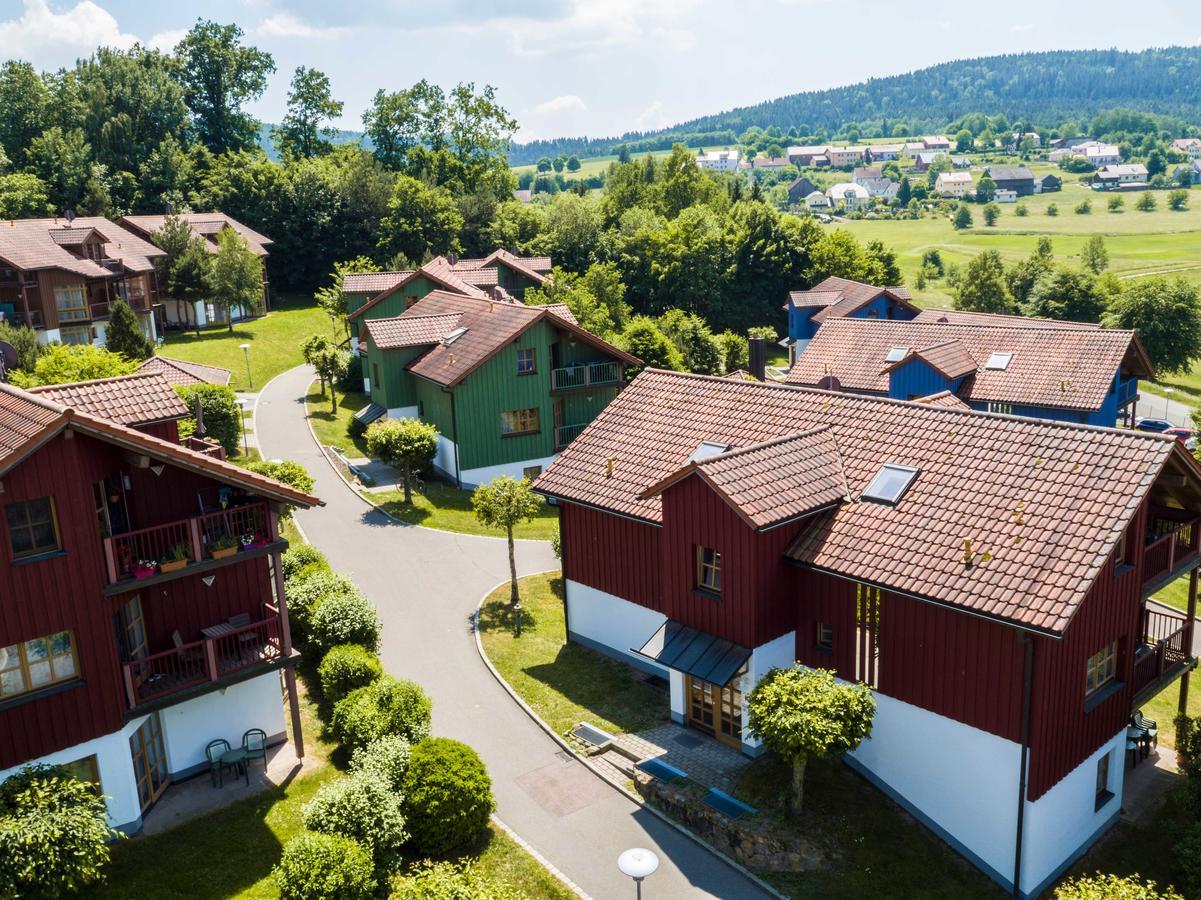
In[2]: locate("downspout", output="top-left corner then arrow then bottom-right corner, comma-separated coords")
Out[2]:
1013,633 -> 1034,897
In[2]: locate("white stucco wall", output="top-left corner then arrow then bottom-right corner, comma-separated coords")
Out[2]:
159,672 -> 286,777
565,579 -> 668,676
848,692 -> 1022,885
459,454 -> 560,490
740,630 -> 796,751
433,434 -> 458,481
669,670 -> 686,724
386,405 -> 420,421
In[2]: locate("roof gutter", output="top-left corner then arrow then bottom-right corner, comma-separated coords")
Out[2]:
533,491 -> 663,529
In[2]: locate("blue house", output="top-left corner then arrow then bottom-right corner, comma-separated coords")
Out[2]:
784,276 -> 920,361
786,317 -> 1154,428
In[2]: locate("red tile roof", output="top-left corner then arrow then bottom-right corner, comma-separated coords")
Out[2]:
455,250 -> 553,275
364,314 -> 463,350
534,369 -> 1194,634
29,373 -> 187,426
913,390 -> 971,410
347,257 -> 490,321
0,217 -> 163,276
785,276 -> 916,323
136,356 -> 232,387
890,340 -> 978,380
120,213 -> 272,257
913,308 -> 1102,329
786,318 -> 1153,411
454,267 -> 500,286
342,271 -> 413,295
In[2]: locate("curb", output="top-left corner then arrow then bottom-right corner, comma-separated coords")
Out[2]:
489,814 -> 590,899
472,578 -> 786,900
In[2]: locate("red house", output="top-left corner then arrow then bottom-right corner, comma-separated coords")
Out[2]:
0,380 -> 318,832
535,369 -> 1201,897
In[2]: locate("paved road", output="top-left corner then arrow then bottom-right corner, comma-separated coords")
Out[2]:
256,365 -> 769,899
1137,390 -> 1194,430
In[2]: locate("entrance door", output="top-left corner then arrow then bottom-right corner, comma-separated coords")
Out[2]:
129,712 -> 169,813
686,673 -> 744,749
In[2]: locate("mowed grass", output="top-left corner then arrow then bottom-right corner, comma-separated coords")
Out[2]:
159,295 -> 338,391
512,148 -> 674,180
477,573 -> 669,736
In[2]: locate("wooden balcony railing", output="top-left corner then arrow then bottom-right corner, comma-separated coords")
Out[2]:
1115,377 -> 1138,406
551,361 -> 620,391
181,435 -> 226,460
1132,608 -> 1192,701
121,613 -> 282,709
1143,517 -> 1201,590
103,501 -> 270,584
88,301 -> 110,319
555,422 -> 588,450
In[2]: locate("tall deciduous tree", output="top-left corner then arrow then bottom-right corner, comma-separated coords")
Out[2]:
1105,277 -> 1201,375
1022,268 -> 1109,323
620,317 -> 684,376
746,667 -> 875,813
955,250 -> 1013,313
471,476 -> 542,606
1080,236 -> 1109,274
173,20 -> 275,153
365,418 -> 438,506
0,61 -> 49,167
208,229 -> 263,332
275,67 -> 344,160
377,175 -> 463,262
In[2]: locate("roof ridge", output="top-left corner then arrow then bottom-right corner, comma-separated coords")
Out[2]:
826,317 -> 1127,336
28,371 -> 163,391
696,426 -> 832,465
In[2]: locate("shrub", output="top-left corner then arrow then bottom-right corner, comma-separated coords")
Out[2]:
332,676 -> 432,752
274,831 -> 375,900
392,861 -> 523,900
1046,203 -> 1059,216
1169,189 -> 1190,211
8,344 -> 135,388
1054,872 -> 1182,899
1174,820 -> 1201,898
1108,195 -> 1125,213
350,735 -> 411,791
281,544 -> 328,582
244,460 -> 314,519
285,571 -> 359,641
339,353 -> 363,392
1014,203 -> 1028,217
302,774 -> 407,868
175,384 -> 241,455
401,738 -> 494,855
0,764 -> 115,897
1137,192 -> 1157,212
319,644 -> 383,702
1075,199 -> 1092,214
309,591 -> 381,656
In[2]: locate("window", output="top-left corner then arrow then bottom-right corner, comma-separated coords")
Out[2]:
500,408 -> 540,436
987,401 -> 1014,415
816,622 -> 833,651
1116,525 -> 1134,571
0,630 -> 78,698
442,326 -> 468,345
1085,642 -> 1118,698
58,325 -> 93,346
54,286 -> 88,322
372,363 -> 381,389
695,546 -> 721,594
688,440 -> 729,463
6,496 -> 61,559
61,754 -> 101,792
862,464 -> 919,506
884,346 -> 909,363
1095,752 -> 1113,810
523,465 -> 543,480
985,352 -> 1013,371
517,347 -> 536,375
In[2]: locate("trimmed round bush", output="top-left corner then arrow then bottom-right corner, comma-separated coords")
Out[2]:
318,644 -> 383,702
392,860 -> 523,899
274,831 -> 375,900
285,571 -> 359,641
350,735 -> 411,791
281,544 -> 328,582
400,738 -> 494,855
308,591 -> 381,655
331,676 -> 432,752
302,773 -> 407,868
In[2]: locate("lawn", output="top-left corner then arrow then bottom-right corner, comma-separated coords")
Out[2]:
478,573 -> 668,736
159,295 -> 338,391
305,390 -> 560,541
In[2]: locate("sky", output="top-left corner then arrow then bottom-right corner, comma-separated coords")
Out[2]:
1,0 -> 1198,143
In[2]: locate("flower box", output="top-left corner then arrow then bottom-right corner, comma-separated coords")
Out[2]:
133,565 -> 157,580
159,558 -> 188,573
211,546 -> 238,560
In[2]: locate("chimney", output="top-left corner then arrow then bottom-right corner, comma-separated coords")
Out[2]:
748,338 -> 767,382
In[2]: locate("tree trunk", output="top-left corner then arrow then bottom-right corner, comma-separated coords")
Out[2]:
402,464 -> 412,505
508,524 -> 519,605
790,755 -> 807,814
329,384 -> 338,415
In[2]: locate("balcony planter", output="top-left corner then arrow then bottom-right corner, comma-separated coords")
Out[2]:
133,563 -> 157,580
159,558 -> 188,573
211,546 -> 238,560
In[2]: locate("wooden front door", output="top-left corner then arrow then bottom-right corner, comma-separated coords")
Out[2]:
686,674 -> 744,749
129,712 -> 169,813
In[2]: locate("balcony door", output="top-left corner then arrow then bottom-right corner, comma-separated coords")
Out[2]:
129,712 -> 169,813
116,595 -> 149,690
686,674 -> 744,750
94,475 -> 129,538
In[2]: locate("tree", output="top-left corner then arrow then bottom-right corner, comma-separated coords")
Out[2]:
0,61 -> 49,166
746,667 -> 875,813
1046,202 -> 1059,216
1023,268 -> 1109,323
152,215 -> 211,332
275,67 -> 344,160
365,418 -> 438,505
245,460 -> 314,519
1168,189 -> 1190,211
975,175 -> 996,202
377,175 -> 463,262
896,176 -> 912,205
361,80 -> 446,171
311,347 -> 349,415
1108,195 -> 1125,213
1136,192 -> 1157,212
0,322 -> 39,373
173,20 -> 276,153
621,317 -> 683,375
955,250 -> 1013,314
954,129 -> 973,152
566,156 -> 581,172
8,345 -> 134,388
952,205 -> 973,230
1105,277 -> 1201,375
1075,199 -> 1092,215
536,157 -> 552,173
1081,236 -> 1109,274
982,203 -> 1000,226
0,172 -> 51,219
471,476 -> 542,606
315,257 -> 380,339
208,229 -> 264,331
175,384 -> 242,455
658,309 -> 723,375
104,299 -> 154,360
525,263 -> 630,339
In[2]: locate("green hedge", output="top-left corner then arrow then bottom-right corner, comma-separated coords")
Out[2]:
401,738 -> 494,856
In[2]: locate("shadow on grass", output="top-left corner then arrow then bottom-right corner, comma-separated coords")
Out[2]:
478,597 -> 540,636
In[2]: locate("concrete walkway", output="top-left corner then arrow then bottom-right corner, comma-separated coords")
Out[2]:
255,365 -> 769,899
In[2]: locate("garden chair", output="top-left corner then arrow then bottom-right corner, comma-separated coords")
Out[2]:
172,630 -> 204,668
1133,711 -> 1158,748
227,612 -> 260,654
242,728 -> 268,776
205,739 -> 233,788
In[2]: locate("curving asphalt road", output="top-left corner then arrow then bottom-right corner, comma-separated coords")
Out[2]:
255,364 -> 769,899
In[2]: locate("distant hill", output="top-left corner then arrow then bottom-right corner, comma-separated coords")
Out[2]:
256,123 -> 367,161
509,46 -> 1201,164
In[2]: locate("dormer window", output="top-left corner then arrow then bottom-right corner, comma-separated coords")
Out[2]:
695,546 -> 721,594
985,352 -> 1013,371
884,346 -> 909,363
689,440 -> 729,463
862,464 -> 919,506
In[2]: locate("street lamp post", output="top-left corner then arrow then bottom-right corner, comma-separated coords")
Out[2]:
618,848 -> 659,899
1165,387 -> 1175,422
240,343 -> 253,391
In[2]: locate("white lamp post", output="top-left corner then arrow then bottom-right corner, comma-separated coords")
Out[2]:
618,848 -> 659,899
1165,387 -> 1174,422
240,343 -> 253,390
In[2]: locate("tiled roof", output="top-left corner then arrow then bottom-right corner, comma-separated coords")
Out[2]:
120,213 -> 272,256
913,308 -> 1101,329
0,385 -> 319,508
786,318 -> 1152,411
29,373 -> 187,426
365,314 -> 463,350
343,271 -> 412,294
786,290 -> 842,309
454,249 -> 553,279
136,355 -> 232,387
347,257 -> 490,321
539,303 -> 577,325
454,266 -> 500,286
988,166 -> 1034,181
0,217 -> 162,275
913,390 -> 971,410
640,428 -> 849,530
533,369 -> 1189,634
784,276 -> 916,323
892,340 -> 978,380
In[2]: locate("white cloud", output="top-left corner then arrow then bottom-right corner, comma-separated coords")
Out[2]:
0,0 -> 138,63
509,0 -> 700,56
254,13 -> 349,40
147,29 -> 186,53
535,95 -> 587,114
634,100 -> 669,131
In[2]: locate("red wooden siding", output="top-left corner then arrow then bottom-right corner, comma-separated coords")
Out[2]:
137,420 -> 181,443
561,502 -> 661,609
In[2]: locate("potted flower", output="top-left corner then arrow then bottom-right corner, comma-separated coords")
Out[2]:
159,542 -> 190,573
209,533 -> 239,560
239,532 -> 255,551
133,559 -> 157,579
251,531 -> 270,548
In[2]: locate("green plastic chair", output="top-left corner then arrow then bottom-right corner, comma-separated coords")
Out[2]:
242,729 -> 268,776
205,739 -> 232,787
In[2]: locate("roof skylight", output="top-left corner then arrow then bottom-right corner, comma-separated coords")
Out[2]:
442,327 -> 468,345
884,346 -> 909,363
985,351 -> 1013,370
862,464 -> 919,506
689,440 -> 730,463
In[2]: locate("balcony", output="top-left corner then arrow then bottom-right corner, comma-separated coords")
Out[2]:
1116,376 -> 1138,407
181,435 -> 227,460
551,361 -> 620,391
121,609 -> 283,711
103,501 -> 273,588
555,422 -> 588,450
1142,516 -> 1201,593
1131,607 -> 1195,708
89,301 -> 110,319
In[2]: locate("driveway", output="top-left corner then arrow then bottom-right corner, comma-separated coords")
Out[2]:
255,365 -> 770,899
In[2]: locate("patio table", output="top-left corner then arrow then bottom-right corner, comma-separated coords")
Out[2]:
220,747 -> 250,785
201,623 -> 236,640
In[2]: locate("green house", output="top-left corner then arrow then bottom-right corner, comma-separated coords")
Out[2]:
450,249 -> 552,299
360,291 -> 638,487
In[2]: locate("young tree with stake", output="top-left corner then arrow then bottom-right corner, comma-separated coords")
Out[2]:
472,476 -> 541,607
365,418 -> 438,505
